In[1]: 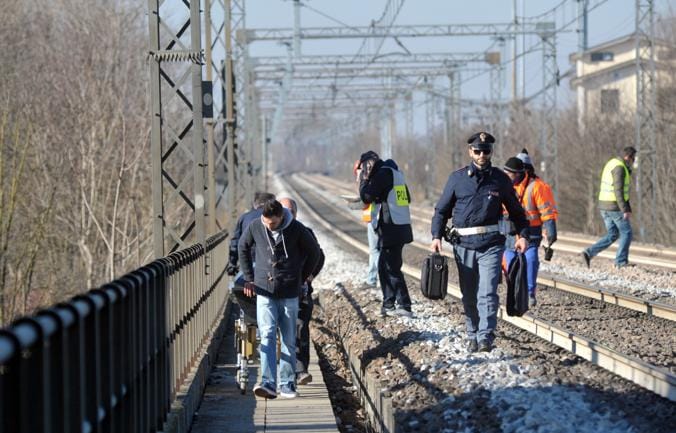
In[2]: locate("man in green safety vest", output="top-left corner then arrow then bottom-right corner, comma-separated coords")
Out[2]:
581,147 -> 637,269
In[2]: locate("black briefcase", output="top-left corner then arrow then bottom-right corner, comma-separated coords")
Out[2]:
421,253 -> 448,300
506,253 -> 529,316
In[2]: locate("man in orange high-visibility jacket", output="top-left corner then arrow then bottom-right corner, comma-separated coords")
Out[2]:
502,152 -> 558,307
351,160 -> 380,287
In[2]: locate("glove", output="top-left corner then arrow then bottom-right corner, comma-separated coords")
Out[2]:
226,262 -> 239,276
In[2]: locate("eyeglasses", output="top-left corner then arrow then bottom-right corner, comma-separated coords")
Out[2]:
472,148 -> 492,156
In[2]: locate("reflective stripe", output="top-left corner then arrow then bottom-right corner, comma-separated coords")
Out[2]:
455,224 -> 499,235
371,166 -> 411,228
598,157 -> 630,202
521,177 -> 558,227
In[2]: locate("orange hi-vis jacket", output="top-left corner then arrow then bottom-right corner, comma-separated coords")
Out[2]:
361,203 -> 374,223
511,174 -> 558,227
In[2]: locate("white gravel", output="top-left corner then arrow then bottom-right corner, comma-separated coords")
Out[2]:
275,180 -> 638,433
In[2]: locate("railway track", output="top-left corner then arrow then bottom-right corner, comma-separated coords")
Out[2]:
299,173 -> 676,321
306,173 -> 676,271
283,173 -> 676,402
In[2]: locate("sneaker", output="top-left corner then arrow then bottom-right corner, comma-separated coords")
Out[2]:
380,306 -> 394,317
253,382 -> 277,399
466,339 -> 478,353
529,295 -> 537,307
581,251 -> 591,268
614,262 -> 634,269
386,307 -> 412,318
477,340 -> 493,352
280,382 -> 298,398
297,372 -> 313,385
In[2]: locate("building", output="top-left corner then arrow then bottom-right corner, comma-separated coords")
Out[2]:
570,33 -> 675,124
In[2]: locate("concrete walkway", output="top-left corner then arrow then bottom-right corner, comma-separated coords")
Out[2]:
191,309 -> 340,433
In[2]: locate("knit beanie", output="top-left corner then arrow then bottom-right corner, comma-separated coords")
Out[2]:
503,157 -> 525,173
516,148 -> 533,167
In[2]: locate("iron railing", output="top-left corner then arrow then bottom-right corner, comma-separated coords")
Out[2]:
0,230 -> 229,433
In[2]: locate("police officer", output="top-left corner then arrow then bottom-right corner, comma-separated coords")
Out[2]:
358,150 -> 414,318
430,132 -> 529,352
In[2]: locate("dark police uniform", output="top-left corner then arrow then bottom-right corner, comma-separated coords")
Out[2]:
431,132 -> 529,349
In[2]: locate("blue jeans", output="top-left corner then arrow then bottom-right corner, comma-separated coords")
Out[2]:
256,295 -> 299,388
504,245 -> 539,296
586,210 -> 632,266
366,223 -> 380,285
453,244 -> 504,344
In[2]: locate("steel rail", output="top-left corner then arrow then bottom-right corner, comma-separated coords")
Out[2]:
307,173 -> 676,271
283,173 -> 675,402
298,172 -> 676,321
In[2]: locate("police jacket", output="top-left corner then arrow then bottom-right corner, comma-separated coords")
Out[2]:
228,207 -> 263,266
431,162 -> 529,250
504,173 -> 558,247
238,208 -> 320,298
359,159 -> 414,247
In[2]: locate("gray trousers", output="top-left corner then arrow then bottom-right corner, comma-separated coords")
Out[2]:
453,244 -> 504,343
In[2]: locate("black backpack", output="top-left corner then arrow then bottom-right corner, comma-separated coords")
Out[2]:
420,253 -> 448,300
506,253 -> 529,316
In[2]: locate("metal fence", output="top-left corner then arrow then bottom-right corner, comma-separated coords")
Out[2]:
0,230 -> 229,433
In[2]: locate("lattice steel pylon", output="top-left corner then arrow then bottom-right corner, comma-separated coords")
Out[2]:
487,49 -> 504,163
448,69 -> 462,170
147,0 -> 209,257
539,23 -> 559,197
233,0 -> 259,214
634,0 -> 657,242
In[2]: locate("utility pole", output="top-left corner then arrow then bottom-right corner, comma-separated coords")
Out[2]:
293,0 -> 302,58
204,0 -> 216,236
576,0 -> 589,131
225,0 -> 237,232
512,0 -> 518,103
635,0 -> 657,242
539,23 -> 559,197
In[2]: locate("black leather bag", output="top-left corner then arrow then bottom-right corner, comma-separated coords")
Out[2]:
421,253 -> 448,300
506,253 -> 529,316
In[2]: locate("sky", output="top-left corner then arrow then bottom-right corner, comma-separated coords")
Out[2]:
244,0 -> 674,105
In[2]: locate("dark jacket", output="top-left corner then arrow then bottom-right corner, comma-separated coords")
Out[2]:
306,227 -> 325,295
599,162 -> 632,213
431,162 -> 529,250
359,159 -> 414,247
228,207 -> 263,266
238,209 -> 320,298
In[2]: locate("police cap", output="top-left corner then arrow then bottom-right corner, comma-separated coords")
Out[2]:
467,131 -> 495,151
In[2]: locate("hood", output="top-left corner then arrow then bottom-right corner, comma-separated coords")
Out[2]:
279,208 -> 294,231
261,207 -> 294,233
381,159 -> 399,170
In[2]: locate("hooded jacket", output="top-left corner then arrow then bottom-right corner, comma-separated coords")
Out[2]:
238,208 -> 320,298
228,207 -> 263,266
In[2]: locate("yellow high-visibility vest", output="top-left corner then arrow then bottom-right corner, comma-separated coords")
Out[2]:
598,157 -> 630,202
